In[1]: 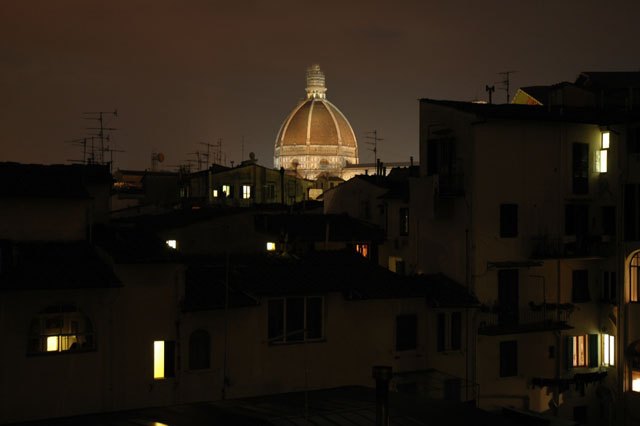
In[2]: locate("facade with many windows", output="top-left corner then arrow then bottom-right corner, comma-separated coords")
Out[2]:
412,95 -> 640,424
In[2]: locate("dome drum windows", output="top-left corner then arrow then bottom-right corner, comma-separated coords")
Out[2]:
28,304 -> 95,354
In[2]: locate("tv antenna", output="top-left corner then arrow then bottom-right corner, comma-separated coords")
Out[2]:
497,71 -> 516,103
83,109 -> 118,164
365,130 -> 383,165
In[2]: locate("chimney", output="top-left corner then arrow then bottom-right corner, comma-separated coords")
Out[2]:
372,366 -> 392,426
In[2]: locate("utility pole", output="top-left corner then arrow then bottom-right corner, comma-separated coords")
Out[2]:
497,71 -> 516,103
365,130 -> 384,166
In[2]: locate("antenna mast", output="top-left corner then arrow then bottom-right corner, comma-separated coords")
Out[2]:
365,130 -> 384,166
497,71 -> 517,103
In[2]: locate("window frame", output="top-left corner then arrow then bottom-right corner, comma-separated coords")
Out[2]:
267,296 -> 324,344
242,184 -> 252,200
631,252 -> 640,303
399,208 -> 409,236
499,340 -> 518,377
27,304 -> 95,355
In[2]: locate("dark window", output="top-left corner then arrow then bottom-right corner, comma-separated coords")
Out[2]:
266,183 -> 276,200
395,260 -> 406,276
268,297 -> 323,344
602,271 -> 616,303
603,206 -> 616,236
285,297 -> 305,342
588,334 -> 598,368
572,142 -> 589,195
396,314 -> 418,351
498,270 -> 519,325
399,208 -> 409,236
427,139 -> 439,176
500,204 -> 518,238
267,299 -> 284,342
572,270 -> 590,303
443,378 -> 461,401
450,312 -> 461,351
437,313 -> 446,352
188,330 -> 210,370
624,184 -> 638,241
565,204 -> 589,236
499,340 -> 518,377
306,297 -> 323,340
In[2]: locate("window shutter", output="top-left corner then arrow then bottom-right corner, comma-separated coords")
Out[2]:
165,341 -> 176,378
567,336 -> 574,370
588,334 -> 598,368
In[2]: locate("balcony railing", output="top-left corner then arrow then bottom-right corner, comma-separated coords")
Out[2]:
478,303 -> 573,335
531,235 -> 614,259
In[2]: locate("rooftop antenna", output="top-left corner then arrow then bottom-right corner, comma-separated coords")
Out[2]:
83,109 -> 118,164
497,71 -> 516,103
485,85 -> 495,104
106,146 -> 125,172
199,141 -> 215,168
188,151 -> 204,171
365,130 -> 383,166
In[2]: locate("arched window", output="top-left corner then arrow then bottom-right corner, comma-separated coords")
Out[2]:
189,330 -> 210,370
28,304 -> 94,354
631,252 -> 640,302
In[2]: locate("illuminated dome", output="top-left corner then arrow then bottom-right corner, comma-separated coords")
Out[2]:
274,64 -> 358,180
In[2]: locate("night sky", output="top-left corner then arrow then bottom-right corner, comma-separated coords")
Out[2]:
2,0 -> 639,171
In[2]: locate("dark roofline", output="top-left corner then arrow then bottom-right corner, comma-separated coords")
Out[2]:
420,98 -> 640,125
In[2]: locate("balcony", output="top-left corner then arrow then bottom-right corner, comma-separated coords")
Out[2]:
531,235 -> 615,259
478,303 -> 574,335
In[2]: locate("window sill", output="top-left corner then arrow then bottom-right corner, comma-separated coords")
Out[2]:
26,348 -> 97,357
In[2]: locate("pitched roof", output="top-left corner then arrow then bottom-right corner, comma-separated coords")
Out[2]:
0,241 -> 121,290
184,250 -> 477,311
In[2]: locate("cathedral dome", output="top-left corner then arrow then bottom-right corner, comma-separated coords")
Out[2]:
274,65 -> 358,180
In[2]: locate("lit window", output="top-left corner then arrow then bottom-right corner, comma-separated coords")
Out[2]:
633,371 -> 640,392
47,336 -> 58,352
266,242 -> 276,251
154,341 -> 165,379
166,240 -> 177,249
602,131 -> 610,149
603,334 -> 615,366
268,297 -> 323,344
28,305 -> 94,354
355,243 -> 368,258
213,189 -> 219,198
222,185 -> 231,198
568,334 -> 598,368
597,149 -> 608,173
242,185 -> 251,199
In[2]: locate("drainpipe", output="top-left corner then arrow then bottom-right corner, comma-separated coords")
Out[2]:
372,366 -> 392,426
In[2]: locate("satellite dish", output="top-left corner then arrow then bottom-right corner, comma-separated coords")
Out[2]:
157,153 -> 165,163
